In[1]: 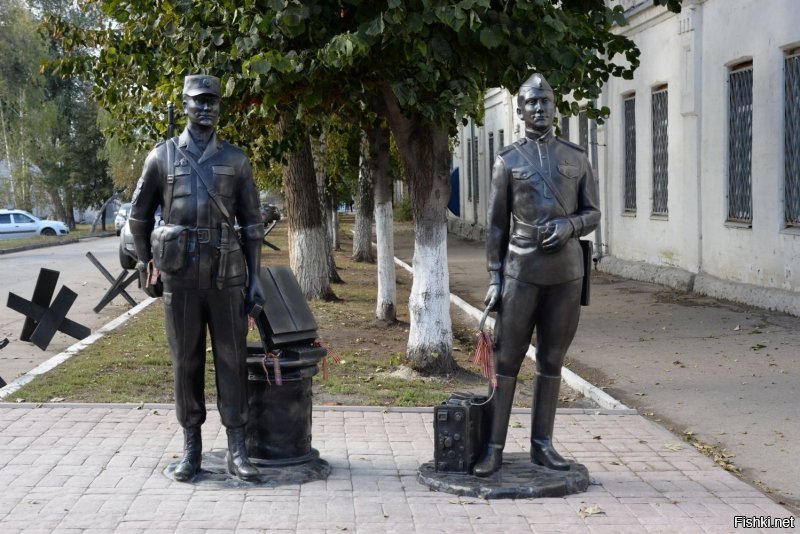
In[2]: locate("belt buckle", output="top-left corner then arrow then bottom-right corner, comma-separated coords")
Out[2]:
197,229 -> 210,243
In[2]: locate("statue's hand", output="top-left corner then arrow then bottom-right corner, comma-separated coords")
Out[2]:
484,284 -> 502,311
541,218 -> 574,252
245,278 -> 265,315
136,261 -> 159,298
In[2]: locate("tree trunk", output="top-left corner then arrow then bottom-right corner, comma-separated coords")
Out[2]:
91,193 -> 121,233
0,103 -> 13,207
281,118 -> 335,300
381,84 -> 454,374
352,137 -> 375,262
46,186 -> 67,223
311,133 -> 342,284
329,208 -> 339,251
367,121 -> 397,324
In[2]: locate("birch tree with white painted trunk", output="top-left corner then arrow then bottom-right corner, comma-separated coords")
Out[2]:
366,121 -> 397,324
281,119 -> 335,300
381,84 -> 454,374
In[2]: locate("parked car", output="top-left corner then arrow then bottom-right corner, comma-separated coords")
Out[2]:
114,202 -> 132,236
260,204 -> 281,225
119,207 -> 164,270
0,209 -> 69,240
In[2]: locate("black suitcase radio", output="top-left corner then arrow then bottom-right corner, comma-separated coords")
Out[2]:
433,392 -> 491,474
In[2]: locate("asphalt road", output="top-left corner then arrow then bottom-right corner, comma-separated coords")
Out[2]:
0,236 -> 150,384
394,227 -> 800,514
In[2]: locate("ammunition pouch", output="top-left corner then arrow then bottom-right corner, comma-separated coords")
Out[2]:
151,224 -> 189,273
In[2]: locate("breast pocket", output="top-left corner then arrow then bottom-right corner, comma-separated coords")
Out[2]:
213,165 -> 236,198
172,167 -> 191,197
558,163 -> 581,180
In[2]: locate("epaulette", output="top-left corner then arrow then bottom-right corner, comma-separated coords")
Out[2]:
555,137 -> 585,152
496,138 -> 525,157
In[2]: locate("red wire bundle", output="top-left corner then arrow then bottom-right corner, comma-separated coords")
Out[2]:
474,330 -> 496,387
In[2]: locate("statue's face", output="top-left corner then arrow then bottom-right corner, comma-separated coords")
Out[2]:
183,93 -> 220,128
517,88 -> 555,136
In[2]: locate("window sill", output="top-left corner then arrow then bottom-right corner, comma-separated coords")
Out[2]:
724,221 -> 752,230
779,225 -> 800,236
622,211 -> 636,218
649,213 -> 669,221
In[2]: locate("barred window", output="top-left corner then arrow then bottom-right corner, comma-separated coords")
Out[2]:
728,63 -> 753,223
579,109 -> 589,152
560,115 -> 570,141
652,86 -> 669,215
624,95 -> 637,212
488,132 -> 495,169
785,51 -> 800,226
467,139 -> 472,200
498,129 -> 505,149
471,136 -> 479,202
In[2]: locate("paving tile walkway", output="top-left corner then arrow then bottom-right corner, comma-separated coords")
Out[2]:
0,404 -> 795,533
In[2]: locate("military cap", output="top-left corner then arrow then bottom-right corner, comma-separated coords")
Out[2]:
520,73 -> 554,94
183,74 -> 221,97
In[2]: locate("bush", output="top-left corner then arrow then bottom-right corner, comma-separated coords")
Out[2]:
394,197 -> 412,222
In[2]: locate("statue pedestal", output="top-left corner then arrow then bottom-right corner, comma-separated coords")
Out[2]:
417,453 -> 590,499
164,450 -> 330,488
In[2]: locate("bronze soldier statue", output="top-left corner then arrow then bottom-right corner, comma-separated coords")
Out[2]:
129,74 -> 265,481
474,73 -> 600,477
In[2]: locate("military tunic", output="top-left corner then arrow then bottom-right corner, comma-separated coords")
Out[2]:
130,127 -> 264,429
486,131 -> 600,377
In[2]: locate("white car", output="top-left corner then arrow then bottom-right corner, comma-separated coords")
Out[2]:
114,202 -> 131,236
0,209 -> 69,240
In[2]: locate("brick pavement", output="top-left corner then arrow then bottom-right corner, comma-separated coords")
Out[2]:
0,404 -> 796,533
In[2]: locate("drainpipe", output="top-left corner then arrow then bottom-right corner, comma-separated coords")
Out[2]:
590,100 -> 602,263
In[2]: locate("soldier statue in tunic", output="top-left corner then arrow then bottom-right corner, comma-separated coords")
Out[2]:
474,73 -> 600,477
129,74 -> 265,482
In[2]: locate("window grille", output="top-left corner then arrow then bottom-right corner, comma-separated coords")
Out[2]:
728,64 -> 753,223
471,136 -> 479,202
467,139 -> 472,200
579,110 -> 589,153
561,115 -> 570,141
488,132 -> 495,168
624,95 -> 637,212
785,52 -> 800,226
651,87 -> 669,215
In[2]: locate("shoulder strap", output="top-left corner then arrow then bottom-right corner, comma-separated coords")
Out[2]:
173,144 -> 236,229
163,138 -> 176,223
512,143 -> 571,217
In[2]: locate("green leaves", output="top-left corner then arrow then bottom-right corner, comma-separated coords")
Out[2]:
479,27 -> 503,49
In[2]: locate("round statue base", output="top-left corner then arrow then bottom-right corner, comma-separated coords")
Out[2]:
164,449 -> 330,488
417,453 -> 590,499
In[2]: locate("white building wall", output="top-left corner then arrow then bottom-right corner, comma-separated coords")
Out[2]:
697,0 -> 800,291
452,0 -> 800,312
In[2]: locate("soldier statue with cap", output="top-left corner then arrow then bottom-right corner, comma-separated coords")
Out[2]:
473,73 -> 600,477
129,74 -> 265,481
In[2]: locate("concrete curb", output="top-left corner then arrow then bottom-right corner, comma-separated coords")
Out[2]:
0,297 -> 158,400
393,256 -> 629,411
0,232 -> 115,255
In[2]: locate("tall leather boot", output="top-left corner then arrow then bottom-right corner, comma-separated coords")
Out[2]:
174,426 -> 202,482
531,372 -> 570,470
473,374 -> 517,477
226,426 -> 258,480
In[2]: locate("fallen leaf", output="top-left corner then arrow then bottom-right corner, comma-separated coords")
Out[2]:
664,443 -> 684,451
733,325 -> 741,331
49,397 -> 65,403
579,504 -> 605,519
593,435 -> 602,440
510,421 -> 523,428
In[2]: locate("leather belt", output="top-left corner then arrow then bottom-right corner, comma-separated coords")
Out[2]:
188,227 -> 217,245
512,217 -> 553,244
